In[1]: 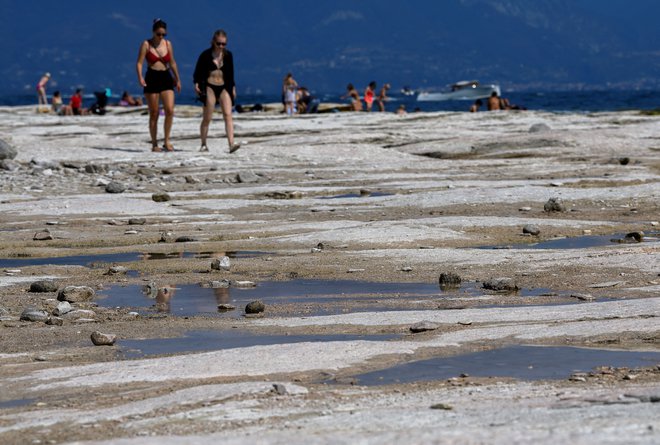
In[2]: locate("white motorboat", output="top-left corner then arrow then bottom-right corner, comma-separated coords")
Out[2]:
417,80 -> 500,101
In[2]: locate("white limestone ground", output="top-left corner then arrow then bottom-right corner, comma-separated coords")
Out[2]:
0,106 -> 659,444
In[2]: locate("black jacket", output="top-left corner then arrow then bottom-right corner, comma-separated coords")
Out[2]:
193,48 -> 235,101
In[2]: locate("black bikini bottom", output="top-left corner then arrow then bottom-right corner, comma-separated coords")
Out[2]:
207,84 -> 227,100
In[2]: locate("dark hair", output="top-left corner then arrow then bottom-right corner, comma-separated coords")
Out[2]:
75,88 -> 82,93
347,83 -> 354,90
152,19 -> 167,32
369,81 -> 376,89
53,90 -> 61,97
475,99 -> 483,106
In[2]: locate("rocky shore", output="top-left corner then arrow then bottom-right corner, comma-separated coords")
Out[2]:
0,105 -> 658,444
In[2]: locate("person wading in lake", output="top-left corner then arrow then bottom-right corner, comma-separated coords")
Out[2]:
136,19 -> 182,152
194,29 -> 240,153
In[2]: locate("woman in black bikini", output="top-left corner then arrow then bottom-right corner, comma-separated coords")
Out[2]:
193,29 -> 240,153
136,19 -> 182,152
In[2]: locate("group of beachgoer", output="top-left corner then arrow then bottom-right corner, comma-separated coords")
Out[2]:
342,82 -> 391,112
280,73 -> 320,115
470,92 -> 525,112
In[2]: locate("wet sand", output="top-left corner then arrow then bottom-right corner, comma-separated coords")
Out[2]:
0,105 -> 659,444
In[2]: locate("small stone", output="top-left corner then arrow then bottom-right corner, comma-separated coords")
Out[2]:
236,171 -> 260,183
107,266 -> 128,275
175,236 -> 198,243
57,285 -> 95,303
522,225 -> 541,236
589,281 -> 624,288
105,181 -> 126,194
90,331 -> 117,346
20,308 -> 49,322
518,206 -> 532,212
529,123 -> 551,133
124,230 -> 138,235
233,280 -> 256,288
84,163 -> 104,174
46,316 -> 64,326
410,321 -> 440,333
245,300 -> 265,314
544,197 -> 566,213
0,139 -> 18,160
1,159 -> 20,171
439,272 -> 462,290
618,157 -> 630,165
184,175 -> 200,184
583,229 -> 592,235
63,309 -> 96,320
210,279 -> 231,288
128,218 -> 146,225
53,301 -> 72,316
623,231 -> 644,243
570,293 -> 596,301
211,256 -> 231,271
347,268 -> 365,273
33,230 -> 54,241
152,192 -> 171,202
272,383 -> 287,395
483,278 -> 518,293
430,403 -> 453,410
30,280 -> 58,293
217,304 -> 236,311
159,231 -> 175,243
400,266 -> 413,272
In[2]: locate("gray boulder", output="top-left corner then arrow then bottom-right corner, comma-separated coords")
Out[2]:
529,123 -> 551,133
57,285 -> 95,303
0,139 -> 18,160
1,159 -> 20,171
20,308 -> 49,322
245,300 -> 265,314
544,197 -> 566,212
30,280 -> 58,293
105,181 -> 126,194
522,225 -> 541,236
236,171 -> 260,183
211,256 -> 231,271
152,192 -> 171,202
483,278 -> 519,293
91,331 -> 117,346
410,321 -> 440,333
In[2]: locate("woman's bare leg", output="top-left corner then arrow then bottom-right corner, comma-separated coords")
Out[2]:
161,90 -> 175,151
145,93 -> 160,151
200,87 -> 217,150
219,89 -> 236,151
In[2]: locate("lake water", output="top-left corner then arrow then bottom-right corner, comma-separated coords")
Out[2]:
1,90 -> 659,113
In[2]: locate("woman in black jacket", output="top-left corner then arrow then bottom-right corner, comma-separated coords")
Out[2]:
193,29 -> 240,153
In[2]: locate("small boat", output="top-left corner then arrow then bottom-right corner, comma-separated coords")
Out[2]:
400,86 -> 417,96
417,80 -> 500,102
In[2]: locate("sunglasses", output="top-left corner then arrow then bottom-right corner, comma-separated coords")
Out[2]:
156,32 -> 167,37
214,41 -> 227,46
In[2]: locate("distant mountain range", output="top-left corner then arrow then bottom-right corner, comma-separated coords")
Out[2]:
2,0 -> 660,96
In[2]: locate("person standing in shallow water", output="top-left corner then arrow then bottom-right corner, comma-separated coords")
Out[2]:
364,81 -> 376,112
136,19 -> 182,152
194,29 -> 240,153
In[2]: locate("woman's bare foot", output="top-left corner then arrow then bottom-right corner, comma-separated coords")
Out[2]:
151,146 -> 162,152
164,143 -> 175,152
229,142 -> 241,154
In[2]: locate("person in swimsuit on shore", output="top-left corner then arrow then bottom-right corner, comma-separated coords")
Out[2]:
342,84 -> 363,112
194,29 -> 240,153
377,83 -> 390,112
282,73 -> 297,114
36,72 -> 50,109
136,19 -> 182,152
364,81 -> 376,112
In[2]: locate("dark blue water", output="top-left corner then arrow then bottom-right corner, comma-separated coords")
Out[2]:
2,90 -> 659,113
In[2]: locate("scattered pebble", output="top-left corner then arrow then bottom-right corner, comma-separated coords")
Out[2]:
152,192 -> 171,202
430,403 -> 453,410
400,266 -> 413,272
107,266 -> 128,275
30,280 -> 58,293
217,304 -> 236,311
128,218 -> 146,225
57,286 -> 95,303
53,301 -> 72,316
439,272 -> 462,288
175,236 -> 198,243
347,268 -> 365,273
233,280 -> 256,288
518,206 -> 532,212
105,181 -> 126,194
522,224 -> 541,236
124,230 -> 138,235
544,197 -> 566,212
33,230 -> 54,241
20,308 -> 49,323
570,293 -> 596,301
589,281 -> 624,288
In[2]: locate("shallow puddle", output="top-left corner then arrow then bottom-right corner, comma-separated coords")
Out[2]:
97,279 -> 443,317
97,279 -> 569,317
348,345 -> 660,385
319,192 -> 393,199
0,398 -> 37,409
119,329 -> 399,359
0,250 -> 271,268
479,232 -> 659,250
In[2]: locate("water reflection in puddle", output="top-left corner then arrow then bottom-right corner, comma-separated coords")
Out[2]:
348,346 -> 660,385
119,329 -> 399,359
98,279 -> 443,317
0,250 -> 271,268
478,232 -> 659,250
97,279 -> 568,317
